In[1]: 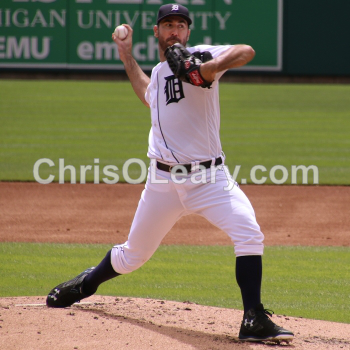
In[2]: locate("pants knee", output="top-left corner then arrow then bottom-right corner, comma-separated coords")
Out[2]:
111,244 -> 152,274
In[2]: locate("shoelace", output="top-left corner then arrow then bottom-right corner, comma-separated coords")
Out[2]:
264,308 -> 274,317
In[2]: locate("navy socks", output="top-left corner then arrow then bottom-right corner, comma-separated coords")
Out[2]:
82,249 -> 120,295
235,255 -> 262,313
82,250 -> 262,313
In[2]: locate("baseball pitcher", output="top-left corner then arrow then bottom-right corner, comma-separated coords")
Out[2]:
46,3 -> 293,344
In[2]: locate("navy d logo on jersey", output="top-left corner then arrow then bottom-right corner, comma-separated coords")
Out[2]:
164,75 -> 185,105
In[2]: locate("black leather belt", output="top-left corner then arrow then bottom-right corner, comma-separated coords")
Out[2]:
157,157 -> 222,174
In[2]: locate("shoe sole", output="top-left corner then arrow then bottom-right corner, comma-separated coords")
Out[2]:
239,334 -> 294,343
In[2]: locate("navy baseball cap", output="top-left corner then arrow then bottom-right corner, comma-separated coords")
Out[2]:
157,4 -> 192,26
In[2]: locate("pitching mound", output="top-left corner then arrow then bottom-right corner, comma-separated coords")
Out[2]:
1,295 -> 349,350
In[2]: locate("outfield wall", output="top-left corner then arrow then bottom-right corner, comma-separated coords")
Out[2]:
0,0 -> 349,76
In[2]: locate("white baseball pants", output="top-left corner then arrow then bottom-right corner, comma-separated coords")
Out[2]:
111,161 -> 264,275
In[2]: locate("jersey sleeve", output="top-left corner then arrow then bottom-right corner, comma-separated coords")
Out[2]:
194,45 -> 233,59
145,63 -> 161,105
145,84 -> 151,105
188,45 -> 234,83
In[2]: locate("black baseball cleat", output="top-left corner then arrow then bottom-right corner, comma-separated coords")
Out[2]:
46,267 -> 95,308
238,303 -> 294,343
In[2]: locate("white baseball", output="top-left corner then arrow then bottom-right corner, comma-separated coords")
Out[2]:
114,25 -> 128,40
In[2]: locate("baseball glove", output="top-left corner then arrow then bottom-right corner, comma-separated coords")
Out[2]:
165,43 -> 213,89
192,50 -> 214,64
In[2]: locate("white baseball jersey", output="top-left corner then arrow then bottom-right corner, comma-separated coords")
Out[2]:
145,45 -> 232,164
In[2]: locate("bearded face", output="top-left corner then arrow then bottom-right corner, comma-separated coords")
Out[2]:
155,16 -> 190,54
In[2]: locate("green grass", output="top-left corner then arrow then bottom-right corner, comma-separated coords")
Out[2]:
0,243 -> 349,323
0,80 -> 349,184
220,84 -> 350,185
0,80 -> 149,182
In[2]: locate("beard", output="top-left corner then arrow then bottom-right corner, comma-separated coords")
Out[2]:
158,35 -> 188,53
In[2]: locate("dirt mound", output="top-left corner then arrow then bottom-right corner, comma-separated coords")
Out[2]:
1,296 -> 349,350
